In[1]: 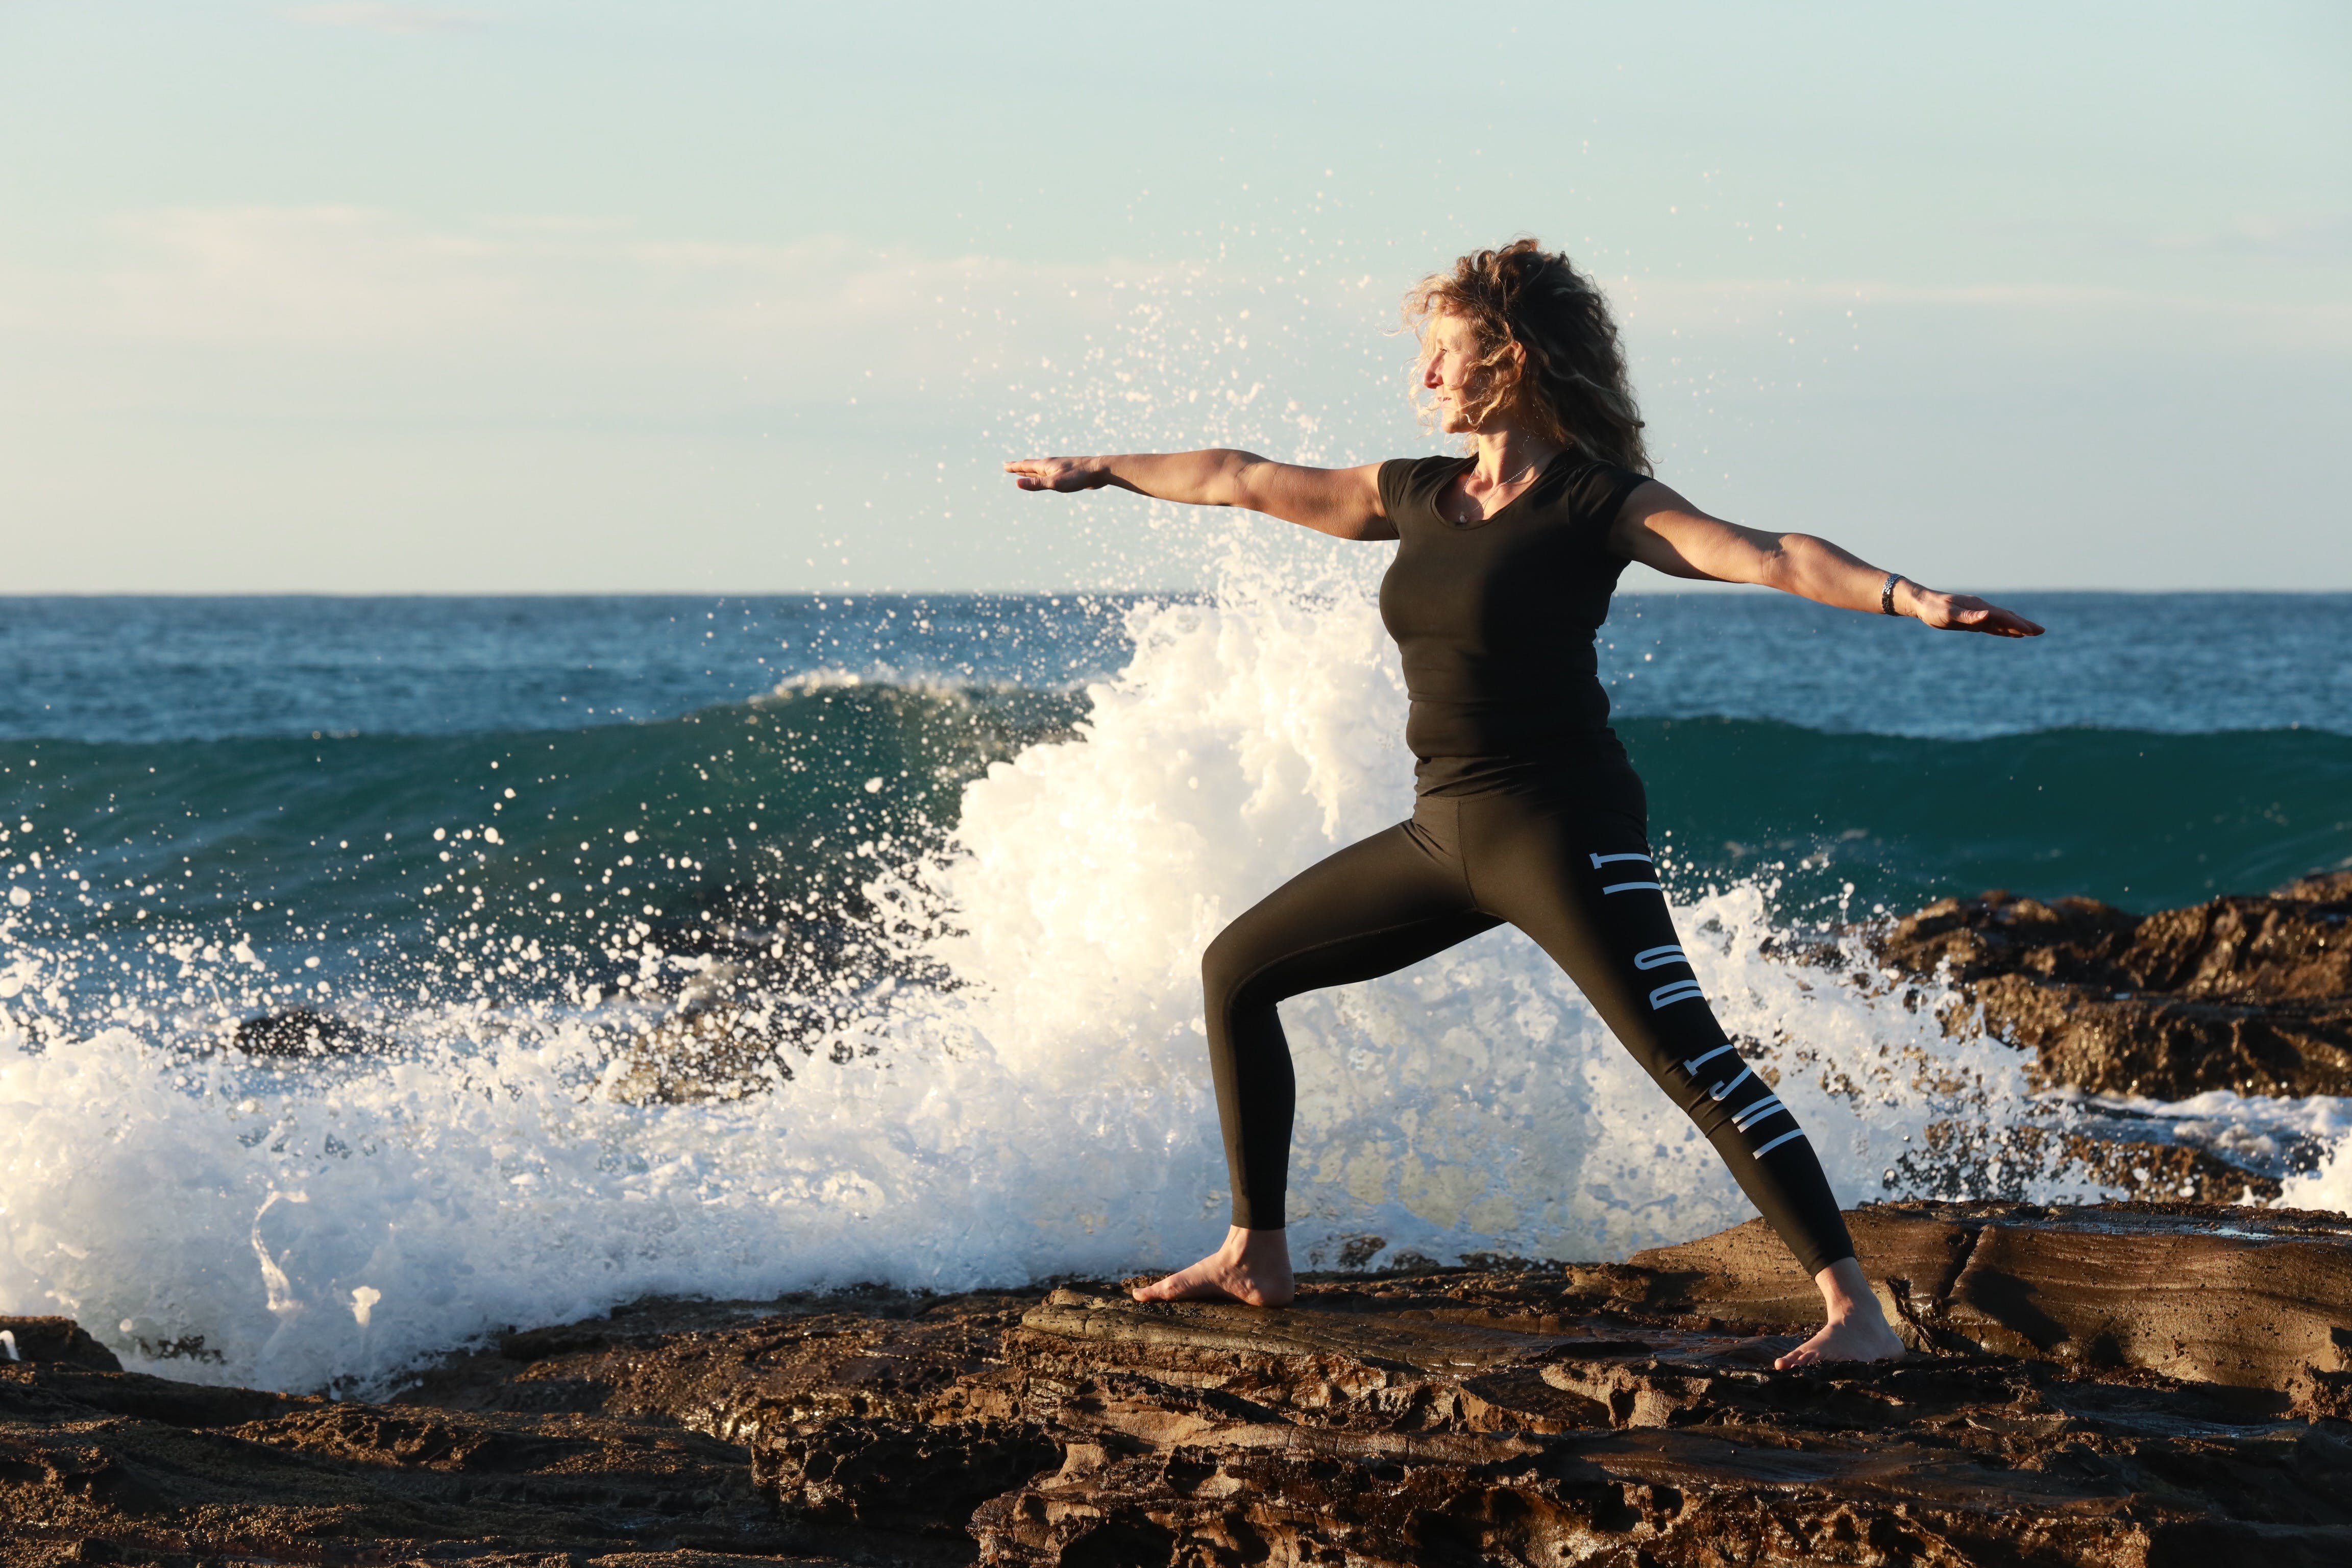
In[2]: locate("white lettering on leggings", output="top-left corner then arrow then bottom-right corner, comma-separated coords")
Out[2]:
1588,852 -> 1653,868
1751,1128 -> 1807,1158
1633,944 -> 1687,971
1649,978 -> 1705,1010
1706,1063 -> 1754,1100
1680,1043 -> 1737,1075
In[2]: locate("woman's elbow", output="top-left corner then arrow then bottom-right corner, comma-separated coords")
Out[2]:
1218,455 -> 1277,511
1748,536 -> 1812,592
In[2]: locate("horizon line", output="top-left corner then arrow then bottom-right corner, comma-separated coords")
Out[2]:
4,586 -> 2349,600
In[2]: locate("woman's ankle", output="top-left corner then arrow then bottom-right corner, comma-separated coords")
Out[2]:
1227,1227 -> 1291,1269
1814,1256 -> 1879,1318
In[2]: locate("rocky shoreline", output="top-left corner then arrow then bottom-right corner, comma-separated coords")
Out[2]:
1759,870 -> 2352,1208
5,1200 -> 2351,1566
1870,870 -> 2352,1102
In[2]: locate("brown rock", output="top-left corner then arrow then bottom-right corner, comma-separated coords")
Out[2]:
981,1209 -> 2352,1565
0,1318 -> 120,1372
0,1356 -> 828,1565
1875,872 -> 2352,1097
8,1204 -> 2352,1565
1631,1201 -> 2352,1389
1884,1120 -> 2284,1205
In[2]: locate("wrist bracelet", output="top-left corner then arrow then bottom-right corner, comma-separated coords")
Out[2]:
1879,572 -> 1903,617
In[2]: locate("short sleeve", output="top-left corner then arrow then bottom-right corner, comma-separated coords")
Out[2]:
1563,461 -> 1651,559
1376,458 -> 1419,527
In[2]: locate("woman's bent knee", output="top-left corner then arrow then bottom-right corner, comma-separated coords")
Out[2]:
1202,922 -> 1258,1016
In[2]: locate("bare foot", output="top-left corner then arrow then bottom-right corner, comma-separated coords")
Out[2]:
1773,1256 -> 1906,1369
1773,1312 -> 1907,1369
1132,1225 -> 1295,1307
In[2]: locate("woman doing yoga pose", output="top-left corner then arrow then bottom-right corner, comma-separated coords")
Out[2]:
1006,239 -> 2043,1366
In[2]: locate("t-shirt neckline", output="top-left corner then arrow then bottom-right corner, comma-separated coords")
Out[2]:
1437,451 -> 1572,531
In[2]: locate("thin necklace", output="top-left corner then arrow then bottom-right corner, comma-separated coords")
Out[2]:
1451,454 -> 1545,523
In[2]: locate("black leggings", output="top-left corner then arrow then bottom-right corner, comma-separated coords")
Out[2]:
1200,784 -> 1855,1277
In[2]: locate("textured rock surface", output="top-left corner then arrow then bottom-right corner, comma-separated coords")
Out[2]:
1875,871 -> 2352,1098
6,1202 -> 2352,1565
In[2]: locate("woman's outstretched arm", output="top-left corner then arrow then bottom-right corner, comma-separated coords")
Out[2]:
1004,452 -> 1393,541
1608,480 -> 2044,637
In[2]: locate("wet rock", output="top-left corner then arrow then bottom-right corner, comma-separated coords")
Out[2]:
604,1001 -> 798,1105
228,1006 -> 384,1058
755,1416 -> 1060,1536
0,1318 -> 120,1372
599,949 -> 898,1106
0,1357 -> 822,1564
8,1204 -> 2352,1564
1876,872 -> 2352,1097
1888,1120 -> 2285,1205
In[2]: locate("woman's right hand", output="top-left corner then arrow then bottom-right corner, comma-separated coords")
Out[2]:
1004,456 -> 1117,493
1000,450 -> 1392,539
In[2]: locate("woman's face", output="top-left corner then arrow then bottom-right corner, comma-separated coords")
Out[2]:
1419,309 -> 1498,434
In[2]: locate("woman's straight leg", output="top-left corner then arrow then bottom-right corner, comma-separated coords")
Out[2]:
1460,791 -> 1857,1276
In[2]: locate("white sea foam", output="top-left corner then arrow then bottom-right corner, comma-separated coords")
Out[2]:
0,584 -> 2336,1394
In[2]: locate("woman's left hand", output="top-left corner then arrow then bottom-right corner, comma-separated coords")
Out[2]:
1004,456 -> 1118,493
1902,584 -> 2044,638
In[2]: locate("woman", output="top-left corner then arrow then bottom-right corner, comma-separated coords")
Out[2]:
1004,239 -> 2042,1367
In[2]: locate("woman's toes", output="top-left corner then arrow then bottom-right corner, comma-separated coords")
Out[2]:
1131,1257 -> 1231,1303
1126,1246 -> 1293,1307
1772,1317 -> 1906,1369
1131,1268 -> 1195,1302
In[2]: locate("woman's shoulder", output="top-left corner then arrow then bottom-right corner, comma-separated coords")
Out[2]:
1548,454 -> 1653,521
1376,453 -> 1469,517
1378,453 -> 1469,487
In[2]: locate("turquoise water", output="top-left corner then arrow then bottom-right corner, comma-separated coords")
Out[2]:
2,593 -> 2344,1025
1638,718 -> 2352,915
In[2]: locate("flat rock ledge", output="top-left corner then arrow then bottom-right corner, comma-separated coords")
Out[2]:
6,1202 -> 2352,1567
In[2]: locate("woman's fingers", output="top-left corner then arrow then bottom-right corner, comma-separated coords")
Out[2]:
1966,600 -> 2045,638
1928,593 -> 2045,638
1002,456 -> 1105,493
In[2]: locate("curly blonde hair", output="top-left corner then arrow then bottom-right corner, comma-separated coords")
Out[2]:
1404,238 -> 1650,474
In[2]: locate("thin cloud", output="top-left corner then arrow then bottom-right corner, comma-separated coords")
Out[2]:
0,206 -> 1192,383
287,4 -> 484,35
1610,275 -> 2352,351
2152,213 -> 2352,261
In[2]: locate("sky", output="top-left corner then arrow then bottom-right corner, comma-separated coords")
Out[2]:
1,1 -> 2345,593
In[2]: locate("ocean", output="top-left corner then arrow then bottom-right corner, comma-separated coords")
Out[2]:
4,587 -> 2350,1394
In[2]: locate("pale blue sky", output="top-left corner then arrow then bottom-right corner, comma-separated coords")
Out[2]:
2,1 -> 2345,591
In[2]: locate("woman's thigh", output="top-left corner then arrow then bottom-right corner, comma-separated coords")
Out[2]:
1205,816 -> 1498,1011
1457,795 -> 1722,1077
